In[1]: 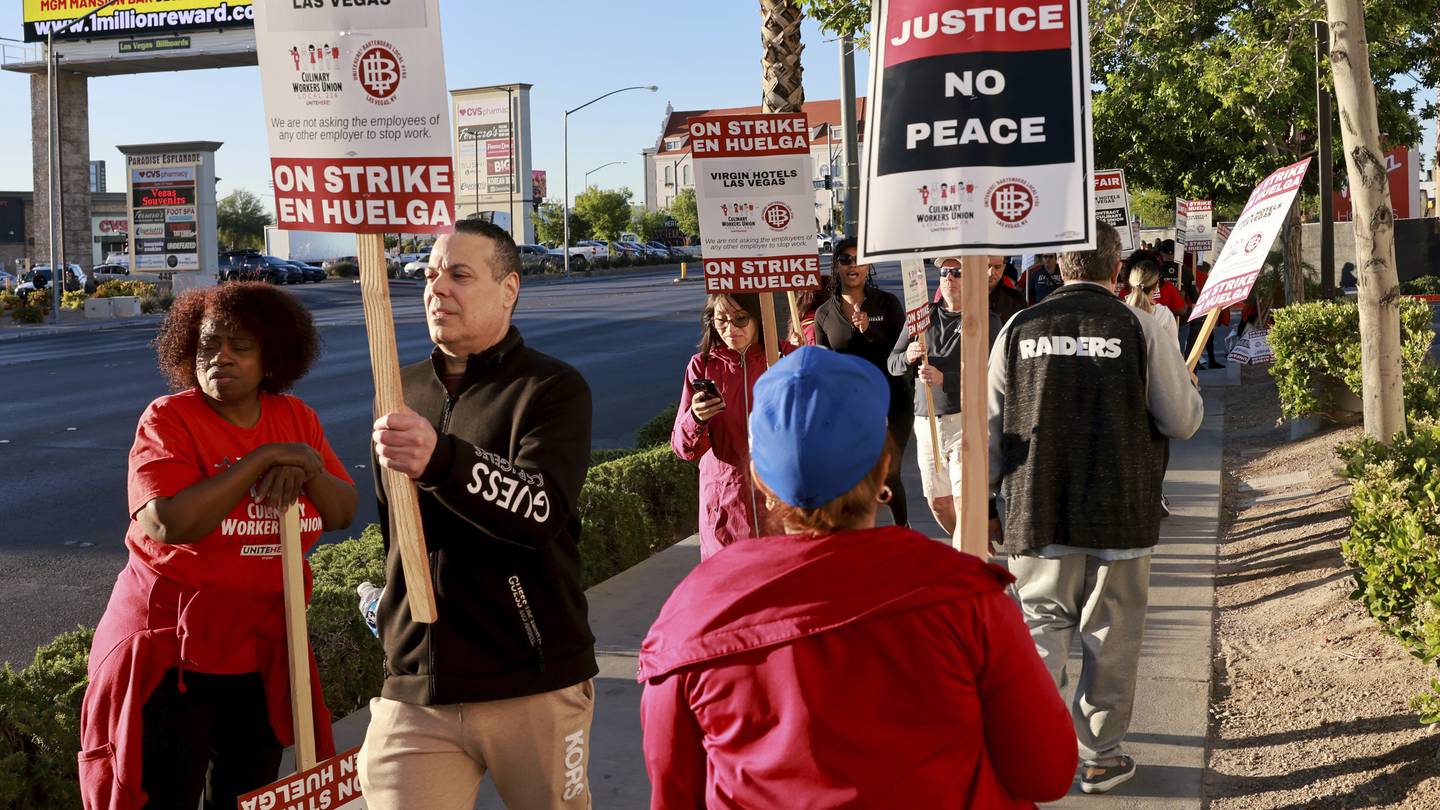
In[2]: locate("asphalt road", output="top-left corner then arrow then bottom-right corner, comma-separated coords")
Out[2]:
0,261 -> 890,668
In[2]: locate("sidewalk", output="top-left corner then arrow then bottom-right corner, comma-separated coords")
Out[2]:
314,371 -> 1229,808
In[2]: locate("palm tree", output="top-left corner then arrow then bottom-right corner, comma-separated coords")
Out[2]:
760,0 -> 806,114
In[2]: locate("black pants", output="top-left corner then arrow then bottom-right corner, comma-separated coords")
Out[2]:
140,668 -> 283,810
886,420 -> 911,528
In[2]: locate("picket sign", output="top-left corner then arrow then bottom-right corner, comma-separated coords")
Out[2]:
253,0 -> 451,622
901,260 -> 941,475
238,747 -> 367,810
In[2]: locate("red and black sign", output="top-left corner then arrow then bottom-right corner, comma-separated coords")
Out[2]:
875,0 -> 1078,176
132,184 -> 196,208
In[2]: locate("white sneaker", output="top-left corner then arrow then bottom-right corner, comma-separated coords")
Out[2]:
1160,494 -> 1171,518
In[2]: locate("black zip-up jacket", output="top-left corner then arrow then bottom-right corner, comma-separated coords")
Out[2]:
814,289 -> 913,433
986,283 -> 1203,553
886,303 -> 1002,416
375,327 -> 597,705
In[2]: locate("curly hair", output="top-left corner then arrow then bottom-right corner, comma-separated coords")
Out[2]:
153,282 -> 321,393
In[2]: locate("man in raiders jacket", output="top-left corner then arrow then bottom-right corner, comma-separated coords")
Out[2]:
986,222 -> 1203,795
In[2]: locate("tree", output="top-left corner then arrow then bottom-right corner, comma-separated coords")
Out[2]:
670,188 -> 700,240
216,190 -> 273,250
797,0 -> 869,43
532,201 -> 591,245
632,209 -> 672,242
1328,0 -> 1405,440
572,188 -> 634,241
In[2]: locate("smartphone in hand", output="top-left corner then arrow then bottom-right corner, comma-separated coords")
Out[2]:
690,378 -> 720,399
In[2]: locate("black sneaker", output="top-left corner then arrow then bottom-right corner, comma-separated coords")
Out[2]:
1209,361 -> 1226,369
1081,755 -> 1136,794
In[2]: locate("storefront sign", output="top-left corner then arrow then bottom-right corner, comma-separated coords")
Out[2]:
454,92 -> 519,206
254,0 -> 454,234
691,112 -> 821,293
128,164 -> 199,272
859,0 -> 1095,260
1190,159 -> 1311,320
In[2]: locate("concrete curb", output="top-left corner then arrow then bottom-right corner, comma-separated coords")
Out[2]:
0,312 -> 165,343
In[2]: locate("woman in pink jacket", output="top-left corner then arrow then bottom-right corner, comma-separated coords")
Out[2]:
671,293 -> 791,559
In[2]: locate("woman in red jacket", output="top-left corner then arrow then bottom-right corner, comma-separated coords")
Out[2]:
79,283 -> 357,810
642,347 -> 1077,809
671,293 -> 792,560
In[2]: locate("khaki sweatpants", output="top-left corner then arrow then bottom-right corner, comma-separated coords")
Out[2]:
358,680 -> 595,810
1009,553 -> 1151,765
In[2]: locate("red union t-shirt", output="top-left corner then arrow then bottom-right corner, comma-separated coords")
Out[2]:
125,389 -> 352,598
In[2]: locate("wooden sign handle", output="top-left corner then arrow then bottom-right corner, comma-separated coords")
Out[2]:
957,256 -> 991,558
358,233 -> 438,624
786,290 -> 803,344
917,334 -> 942,475
1186,308 -> 1222,372
280,503 -> 317,772
760,293 -> 781,366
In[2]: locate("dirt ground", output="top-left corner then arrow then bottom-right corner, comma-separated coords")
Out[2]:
1205,366 -> 1440,808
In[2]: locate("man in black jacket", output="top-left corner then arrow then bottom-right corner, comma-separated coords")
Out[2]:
362,218 -> 597,809
987,222 -> 1203,795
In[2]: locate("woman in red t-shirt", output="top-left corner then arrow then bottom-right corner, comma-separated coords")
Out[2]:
79,283 -> 357,810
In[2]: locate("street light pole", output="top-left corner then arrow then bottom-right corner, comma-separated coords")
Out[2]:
1315,20 -> 1335,298
44,0 -> 119,323
584,160 -> 626,188
562,85 -> 657,279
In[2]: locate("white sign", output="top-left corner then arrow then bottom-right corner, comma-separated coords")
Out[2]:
253,0 -> 454,234
1094,169 -> 1133,253
900,259 -> 931,338
858,0 -> 1095,261
1175,198 -> 1213,252
692,113 -> 821,293
1190,159 -> 1312,320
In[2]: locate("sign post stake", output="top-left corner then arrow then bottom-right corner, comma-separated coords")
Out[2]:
1185,309 -> 1222,372
957,255 -> 990,558
358,233 -> 438,623
279,502 -> 316,773
918,334 -> 942,475
786,290 -> 803,342
759,297 -> 781,366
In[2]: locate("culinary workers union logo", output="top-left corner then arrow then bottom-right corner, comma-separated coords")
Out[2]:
1244,233 -> 1264,253
353,40 -> 405,105
987,179 -> 1037,227
762,202 -> 793,231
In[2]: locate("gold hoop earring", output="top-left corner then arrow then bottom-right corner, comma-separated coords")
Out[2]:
877,485 -> 893,504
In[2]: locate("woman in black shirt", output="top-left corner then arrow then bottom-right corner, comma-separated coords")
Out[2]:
813,238 -> 911,527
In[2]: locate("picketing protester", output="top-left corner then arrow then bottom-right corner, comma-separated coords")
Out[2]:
1154,261 -> 1187,322
1188,261 -> 1227,369
814,238 -> 912,528
363,219 -> 598,809
986,222 -> 1204,794
639,347 -> 1078,809
887,256 -> 1002,536
79,282 -> 356,810
1176,254 -> 1199,354
674,292 -> 793,559
1019,252 -> 1063,306
989,255 -> 1029,324
1125,257 -> 1186,518
787,283 -> 831,346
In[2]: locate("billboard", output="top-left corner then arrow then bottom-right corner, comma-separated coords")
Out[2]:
1335,146 -> 1421,221
454,91 -> 520,206
23,0 -> 254,43
128,165 -> 199,272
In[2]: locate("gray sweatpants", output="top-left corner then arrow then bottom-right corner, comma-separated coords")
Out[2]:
1008,553 -> 1151,765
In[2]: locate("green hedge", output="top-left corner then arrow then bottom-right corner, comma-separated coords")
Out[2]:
1268,298 -> 1440,421
1339,422 -> 1440,722
1401,276 -> 1440,295
0,627 -> 91,809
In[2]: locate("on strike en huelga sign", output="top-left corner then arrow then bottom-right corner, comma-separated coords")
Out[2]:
239,747 -> 365,810
859,0 -> 1095,261
1094,169 -> 1133,253
1175,198 -> 1214,253
901,259 -> 932,337
1189,159 -> 1313,321
692,113 -> 822,293
253,0 -> 454,234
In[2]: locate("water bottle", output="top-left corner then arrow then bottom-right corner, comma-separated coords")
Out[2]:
357,582 -> 383,638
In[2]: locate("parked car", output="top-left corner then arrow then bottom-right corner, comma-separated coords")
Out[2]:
401,257 -> 429,279
262,257 -> 304,284
16,264 -> 86,295
324,255 -> 359,276
673,242 -> 704,259
646,241 -> 676,260
817,233 -> 835,252
219,250 -> 278,283
89,264 -> 131,289
284,260 -> 325,283
516,244 -> 555,274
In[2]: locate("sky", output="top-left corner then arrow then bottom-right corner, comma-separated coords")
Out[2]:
0,1 -> 872,210
0,2 -> 1433,212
